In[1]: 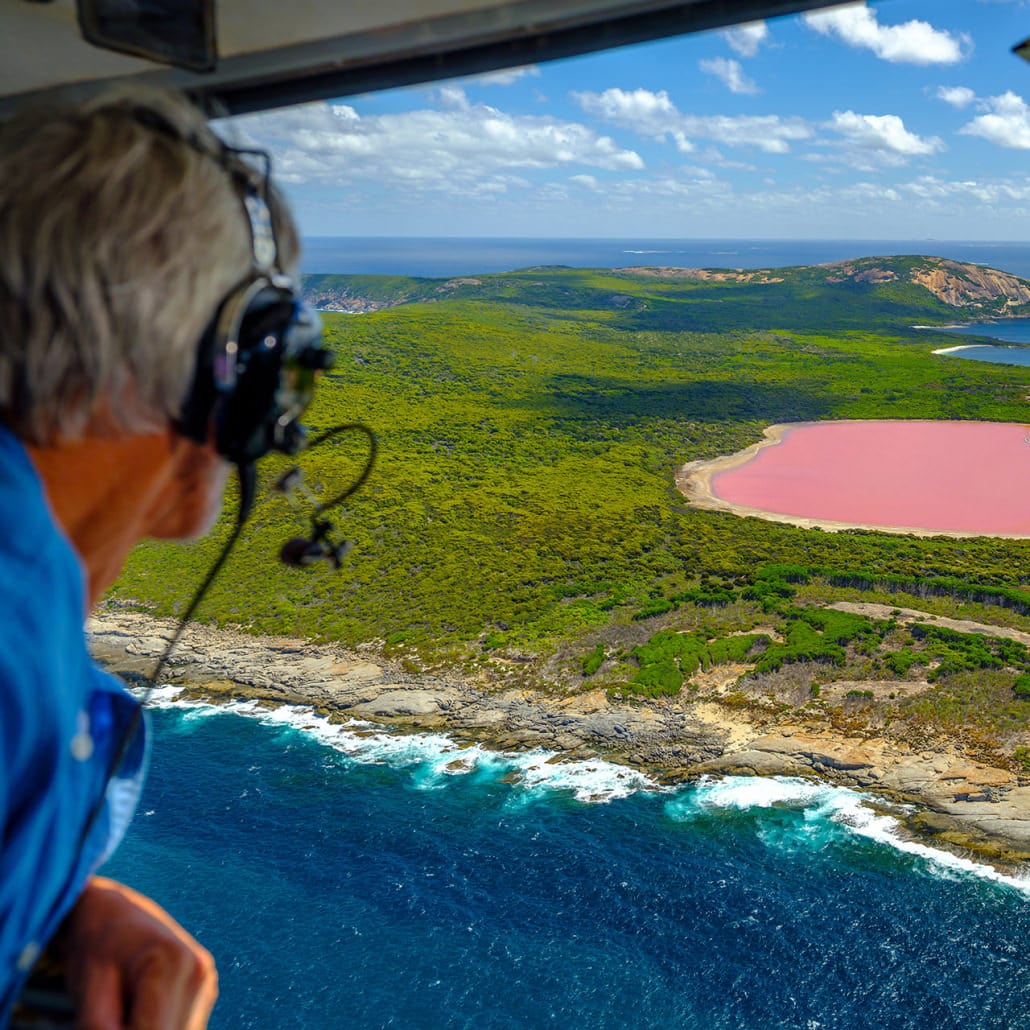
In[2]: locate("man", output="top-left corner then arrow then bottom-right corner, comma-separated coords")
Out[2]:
0,86 -> 304,1027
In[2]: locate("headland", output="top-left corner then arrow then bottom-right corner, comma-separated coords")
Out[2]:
89,606 -> 1030,870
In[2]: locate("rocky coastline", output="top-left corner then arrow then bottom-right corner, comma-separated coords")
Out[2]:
88,607 -> 1030,871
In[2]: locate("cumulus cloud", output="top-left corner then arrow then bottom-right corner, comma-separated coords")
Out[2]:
225,99 -> 643,195
827,110 -> 944,165
700,57 -> 758,94
573,87 -> 810,153
959,91 -> 1030,148
936,85 -> 976,107
804,3 -> 967,64
723,21 -> 768,57
572,87 -> 678,135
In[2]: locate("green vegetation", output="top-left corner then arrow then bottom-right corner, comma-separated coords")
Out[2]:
112,257 -> 1030,733
581,644 -> 605,677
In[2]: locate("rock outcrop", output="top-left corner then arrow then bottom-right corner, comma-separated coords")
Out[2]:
89,609 -> 1030,867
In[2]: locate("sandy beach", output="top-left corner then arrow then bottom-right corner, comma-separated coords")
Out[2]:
89,606 -> 1030,868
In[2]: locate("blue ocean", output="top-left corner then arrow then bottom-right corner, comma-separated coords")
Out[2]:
104,701 -> 1030,1030
299,237 -> 1030,280
108,240 -> 1030,1029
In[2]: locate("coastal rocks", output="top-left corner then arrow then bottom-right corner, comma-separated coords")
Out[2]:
351,689 -> 451,719
693,750 -> 806,777
910,260 -> 1030,309
87,608 -> 1030,864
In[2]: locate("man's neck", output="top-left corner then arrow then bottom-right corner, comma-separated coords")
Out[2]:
26,432 -> 179,609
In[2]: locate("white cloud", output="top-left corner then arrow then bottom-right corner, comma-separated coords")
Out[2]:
569,173 -> 599,188
959,91 -> 1030,148
804,3 -> 967,64
723,21 -> 768,57
573,87 -> 810,153
696,147 -> 759,171
828,110 -> 944,165
473,65 -> 540,86
590,172 -> 733,209
438,85 -> 471,110
672,131 -> 695,154
572,87 -> 678,135
936,85 -> 976,107
225,100 -> 644,197
902,174 -> 1030,204
700,57 -> 758,95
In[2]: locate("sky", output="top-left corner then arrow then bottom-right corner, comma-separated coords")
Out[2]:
226,0 -> 1030,240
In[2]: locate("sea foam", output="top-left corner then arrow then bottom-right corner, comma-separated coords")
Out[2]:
139,693 -> 1030,892
671,775 -> 1030,894
137,694 -> 660,803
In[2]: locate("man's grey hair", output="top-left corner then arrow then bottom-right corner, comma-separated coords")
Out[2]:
0,87 -> 299,444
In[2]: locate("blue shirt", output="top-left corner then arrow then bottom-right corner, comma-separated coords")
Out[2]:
0,426 -> 146,1019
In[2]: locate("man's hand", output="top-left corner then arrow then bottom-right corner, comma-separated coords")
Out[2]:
61,876 -> 217,1030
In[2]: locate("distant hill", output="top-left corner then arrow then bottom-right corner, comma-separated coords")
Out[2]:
302,256 -> 1030,330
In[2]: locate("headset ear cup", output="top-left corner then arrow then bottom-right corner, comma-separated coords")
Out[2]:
175,320 -> 218,445
175,280 -> 296,462
213,290 -> 295,464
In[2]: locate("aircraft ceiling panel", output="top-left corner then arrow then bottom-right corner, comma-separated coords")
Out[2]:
0,0 -> 855,118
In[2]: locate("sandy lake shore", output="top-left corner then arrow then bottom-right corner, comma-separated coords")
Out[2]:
676,420 -> 1030,540
88,607 -> 1030,870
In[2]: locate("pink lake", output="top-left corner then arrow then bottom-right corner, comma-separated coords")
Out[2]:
710,421 -> 1030,536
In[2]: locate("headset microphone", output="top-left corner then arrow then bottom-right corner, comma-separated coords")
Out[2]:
279,524 -> 353,569
273,422 -> 377,570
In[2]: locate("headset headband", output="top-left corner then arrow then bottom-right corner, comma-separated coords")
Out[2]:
124,104 -> 331,466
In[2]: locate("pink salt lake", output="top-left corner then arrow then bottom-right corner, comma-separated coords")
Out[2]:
710,420 -> 1030,537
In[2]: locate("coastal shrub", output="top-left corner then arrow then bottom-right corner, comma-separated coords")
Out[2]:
1014,675 -> 1030,699
742,578 -> 795,603
631,660 -> 684,696
799,608 -> 879,645
885,649 -> 921,676
911,624 -> 1011,678
708,633 -> 768,664
758,564 -> 812,585
751,619 -> 847,675
632,598 -> 675,621
582,644 -> 605,677
675,584 -> 738,607
632,630 -> 708,677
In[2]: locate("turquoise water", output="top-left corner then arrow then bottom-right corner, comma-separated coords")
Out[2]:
103,700 -> 1030,1030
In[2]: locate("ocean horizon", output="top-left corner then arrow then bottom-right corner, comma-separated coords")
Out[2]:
299,237 -> 1030,280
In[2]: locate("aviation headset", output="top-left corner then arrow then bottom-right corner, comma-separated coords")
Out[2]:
125,106 -> 332,478
126,104 -> 377,566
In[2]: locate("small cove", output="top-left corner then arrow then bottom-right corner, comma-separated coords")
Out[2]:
926,318 -> 1030,365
